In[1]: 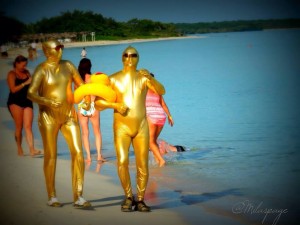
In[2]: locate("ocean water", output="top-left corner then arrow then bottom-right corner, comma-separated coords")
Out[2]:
2,29 -> 299,223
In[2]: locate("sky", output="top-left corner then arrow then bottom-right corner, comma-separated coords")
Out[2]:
1,0 -> 300,24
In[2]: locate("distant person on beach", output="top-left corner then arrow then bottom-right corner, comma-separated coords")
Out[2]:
27,39 -> 91,208
28,40 -> 38,60
94,46 -> 165,212
81,47 -> 87,58
27,46 -> 34,60
146,73 -> 174,167
1,43 -> 8,57
6,55 -> 41,156
31,40 -> 37,55
77,58 -> 106,163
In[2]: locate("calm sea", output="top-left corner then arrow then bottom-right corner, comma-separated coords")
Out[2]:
2,29 -> 299,223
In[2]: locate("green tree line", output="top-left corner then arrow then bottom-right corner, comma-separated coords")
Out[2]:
1,10 -> 179,43
174,18 -> 300,34
29,10 -> 179,38
1,10 -> 300,44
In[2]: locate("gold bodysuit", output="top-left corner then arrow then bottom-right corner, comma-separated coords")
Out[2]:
95,46 -> 165,201
27,40 -> 90,202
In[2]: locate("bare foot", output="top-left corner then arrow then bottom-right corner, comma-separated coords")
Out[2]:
153,156 -> 160,164
97,155 -> 107,162
30,149 -> 42,156
159,160 -> 166,167
17,147 -> 24,156
85,158 -> 92,163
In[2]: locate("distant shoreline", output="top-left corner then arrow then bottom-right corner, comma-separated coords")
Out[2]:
63,35 -> 202,48
3,35 -> 202,59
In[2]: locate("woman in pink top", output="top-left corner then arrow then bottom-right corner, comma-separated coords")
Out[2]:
146,73 -> 174,166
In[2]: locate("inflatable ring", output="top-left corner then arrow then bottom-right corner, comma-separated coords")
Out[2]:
74,72 -> 116,103
74,83 -> 116,103
90,72 -> 110,85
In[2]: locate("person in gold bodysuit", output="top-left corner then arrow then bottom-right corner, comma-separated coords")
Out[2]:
94,46 -> 165,212
27,40 -> 91,208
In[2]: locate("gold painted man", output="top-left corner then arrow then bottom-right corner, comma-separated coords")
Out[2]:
27,40 -> 91,208
95,46 -> 165,212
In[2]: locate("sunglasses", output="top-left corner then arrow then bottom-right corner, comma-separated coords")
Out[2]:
123,53 -> 138,58
53,45 -> 64,51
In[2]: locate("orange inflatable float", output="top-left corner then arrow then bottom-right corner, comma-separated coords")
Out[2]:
74,72 -> 116,104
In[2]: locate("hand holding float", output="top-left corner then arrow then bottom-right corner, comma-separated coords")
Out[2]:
138,69 -> 152,79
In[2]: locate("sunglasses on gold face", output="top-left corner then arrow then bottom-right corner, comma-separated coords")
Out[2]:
123,53 -> 138,58
53,45 -> 64,51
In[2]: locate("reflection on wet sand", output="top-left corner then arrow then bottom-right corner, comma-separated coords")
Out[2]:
85,160 -> 105,174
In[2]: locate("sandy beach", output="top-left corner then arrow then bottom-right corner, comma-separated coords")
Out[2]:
63,36 -> 201,48
0,37 -> 267,225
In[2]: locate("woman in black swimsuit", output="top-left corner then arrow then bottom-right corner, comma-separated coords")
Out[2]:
7,55 -> 41,156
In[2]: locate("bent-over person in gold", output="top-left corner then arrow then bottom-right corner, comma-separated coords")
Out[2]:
27,40 -> 91,208
95,46 -> 165,212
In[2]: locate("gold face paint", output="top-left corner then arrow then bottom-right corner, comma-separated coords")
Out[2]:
95,46 -> 165,201
27,39 -> 89,202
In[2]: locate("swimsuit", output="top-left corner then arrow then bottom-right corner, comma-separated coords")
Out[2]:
157,139 -> 186,154
7,71 -> 33,110
146,91 -> 166,126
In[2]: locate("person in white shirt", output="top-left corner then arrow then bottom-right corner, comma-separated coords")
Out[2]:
1,44 -> 8,57
29,40 -> 38,60
81,47 -> 87,58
